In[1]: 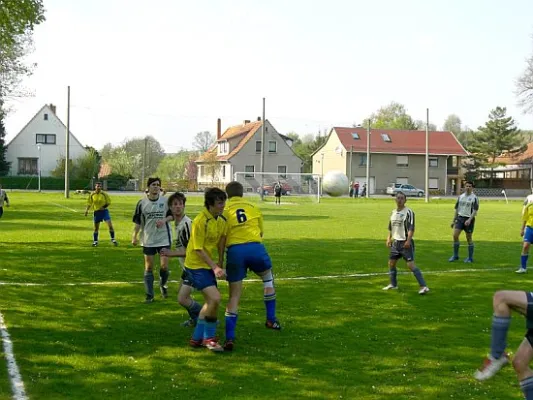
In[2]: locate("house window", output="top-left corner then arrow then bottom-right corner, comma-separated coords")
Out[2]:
269,141 -> 277,153
452,156 -> 458,167
199,166 -> 204,177
36,134 -> 56,144
256,141 -> 262,153
18,158 -> 38,175
396,155 -> 409,167
245,165 -> 255,178
429,178 -> 439,190
222,165 -> 226,178
44,113 -> 48,121
359,154 -> 371,166
218,141 -> 228,155
278,165 -> 287,179
381,133 -> 392,142
352,133 -> 360,140
396,177 -> 409,185
429,157 -> 438,167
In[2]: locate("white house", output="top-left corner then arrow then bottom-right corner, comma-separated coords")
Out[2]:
6,104 -> 87,177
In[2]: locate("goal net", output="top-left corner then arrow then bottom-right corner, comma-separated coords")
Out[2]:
233,172 -> 322,203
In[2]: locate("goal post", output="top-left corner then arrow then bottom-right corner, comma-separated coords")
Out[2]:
233,171 -> 322,203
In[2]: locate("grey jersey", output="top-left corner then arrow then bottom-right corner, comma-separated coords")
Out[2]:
0,189 -> 7,206
455,193 -> 479,218
388,207 -> 415,241
174,215 -> 192,268
133,195 -> 171,247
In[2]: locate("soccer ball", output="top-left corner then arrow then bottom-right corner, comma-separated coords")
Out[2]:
322,171 -> 349,197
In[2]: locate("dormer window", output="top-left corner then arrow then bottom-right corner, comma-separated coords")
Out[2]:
44,113 -> 48,121
381,133 -> 391,142
352,133 -> 360,139
218,141 -> 229,155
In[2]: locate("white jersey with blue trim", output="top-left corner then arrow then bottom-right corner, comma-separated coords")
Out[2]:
455,193 -> 479,218
174,215 -> 192,268
133,194 -> 172,247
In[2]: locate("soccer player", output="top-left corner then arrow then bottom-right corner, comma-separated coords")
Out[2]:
221,181 -> 281,351
132,177 -> 172,303
274,181 -> 282,205
84,182 -> 117,247
184,187 -> 227,352
517,199 -> 533,273
382,191 -> 429,295
160,192 -> 203,327
473,290 -> 533,399
0,184 -> 9,219
449,181 -> 479,263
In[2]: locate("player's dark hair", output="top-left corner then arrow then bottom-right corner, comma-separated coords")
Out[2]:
225,181 -> 244,198
167,192 -> 187,207
204,187 -> 227,208
465,180 -> 474,187
395,191 -> 407,200
147,177 -> 161,187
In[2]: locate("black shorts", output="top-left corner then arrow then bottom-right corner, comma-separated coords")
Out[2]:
275,192 -> 281,197
389,240 -> 415,262
454,216 -> 475,234
142,246 -> 170,256
0,207 -> 3,218
525,292 -> 533,346
181,270 -> 193,286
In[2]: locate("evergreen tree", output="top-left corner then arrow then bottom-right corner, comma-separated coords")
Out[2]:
0,105 -> 11,176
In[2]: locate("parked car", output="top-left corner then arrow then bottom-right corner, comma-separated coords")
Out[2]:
258,182 -> 292,196
386,183 -> 425,197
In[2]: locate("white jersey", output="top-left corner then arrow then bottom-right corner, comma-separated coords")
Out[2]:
0,189 -> 7,206
455,192 -> 479,218
388,207 -> 415,241
132,194 -> 171,247
174,215 -> 192,268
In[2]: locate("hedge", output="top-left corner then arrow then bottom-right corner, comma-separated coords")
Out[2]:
0,176 -> 91,190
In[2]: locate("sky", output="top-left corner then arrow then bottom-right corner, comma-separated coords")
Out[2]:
4,0 -> 533,153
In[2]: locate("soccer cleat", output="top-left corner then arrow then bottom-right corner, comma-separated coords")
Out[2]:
92,241 -> 98,247
382,284 -> 398,291
160,286 -> 168,299
265,319 -> 282,330
189,338 -> 204,348
203,338 -> 224,352
516,267 -> 528,274
418,286 -> 430,295
112,240 -> 118,247
223,340 -> 234,352
448,256 -> 459,262
181,318 -> 197,327
144,296 -> 154,304
464,258 -> 473,263
474,354 -> 509,381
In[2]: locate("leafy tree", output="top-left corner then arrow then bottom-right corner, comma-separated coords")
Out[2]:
414,120 -> 437,131
0,105 -> 11,175
363,102 -> 418,130
443,114 -> 462,133
202,150 -> 219,183
291,133 -> 326,172
184,154 -> 198,182
516,41 -> 533,114
192,131 -> 215,153
50,149 -> 101,181
155,152 -> 190,184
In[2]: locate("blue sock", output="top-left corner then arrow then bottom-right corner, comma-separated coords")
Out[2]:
225,312 -> 238,341
468,243 -> 474,259
490,315 -> 511,359
412,267 -> 426,287
159,269 -> 169,287
520,376 -> 533,400
186,301 -> 202,321
264,292 -> 277,321
453,242 -> 460,258
203,318 -> 217,339
144,271 -> 154,298
192,319 -> 205,341
390,267 -> 398,287
93,232 -> 98,242
522,255 -> 529,270
110,230 -> 115,240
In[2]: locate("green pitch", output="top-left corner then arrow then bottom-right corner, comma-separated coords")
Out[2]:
0,193 -> 527,399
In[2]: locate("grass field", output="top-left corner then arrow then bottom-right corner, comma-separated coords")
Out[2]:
0,192 -> 529,399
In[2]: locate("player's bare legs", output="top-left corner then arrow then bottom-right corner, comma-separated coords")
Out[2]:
104,219 -> 117,245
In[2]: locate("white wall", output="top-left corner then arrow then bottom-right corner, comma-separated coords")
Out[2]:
6,105 -> 87,177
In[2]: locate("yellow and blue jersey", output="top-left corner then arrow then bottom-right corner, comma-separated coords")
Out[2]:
185,209 -> 226,270
523,202 -> 533,228
223,197 -> 264,247
87,191 -> 111,212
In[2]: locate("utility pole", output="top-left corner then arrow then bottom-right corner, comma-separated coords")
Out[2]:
260,98 -> 266,201
141,136 -> 148,188
365,120 -> 371,198
349,145 -> 353,187
64,86 -> 71,198
425,108 -> 430,203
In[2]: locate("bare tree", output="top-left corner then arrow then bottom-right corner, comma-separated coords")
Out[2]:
517,53 -> 533,114
193,131 -> 215,153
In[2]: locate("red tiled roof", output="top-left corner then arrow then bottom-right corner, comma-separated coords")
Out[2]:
333,127 -> 468,156
495,142 -> 533,165
196,120 -> 263,162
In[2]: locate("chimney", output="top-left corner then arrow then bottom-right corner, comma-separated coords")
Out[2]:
217,118 -> 221,140
257,116 -> 261,121
49,104 -> 57,114
243,120 -> 251,125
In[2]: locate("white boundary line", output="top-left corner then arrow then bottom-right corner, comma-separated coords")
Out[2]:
0,266 -> 514,287
0,312 -> 28,400
47,202 -> 79,213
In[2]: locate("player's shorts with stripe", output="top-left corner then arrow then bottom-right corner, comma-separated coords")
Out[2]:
142,246 -> 170,256
184,267 -> 217,291
93,209 -> 111,223
226,242 -> 273,283
524,227 -> 533,243
180,270 -> 193,287
454,216 -> 475,233
524,292 -> 533,346
389,239 -> 415,262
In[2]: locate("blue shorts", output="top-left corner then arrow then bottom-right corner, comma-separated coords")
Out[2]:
142,246 -> 170,256
389,240 -> 415,262
93,209 -> 111,223
226,242 -> 272,283
524,227 -> 533,244
184,267 -> 217,291
454,216 -> 475,234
